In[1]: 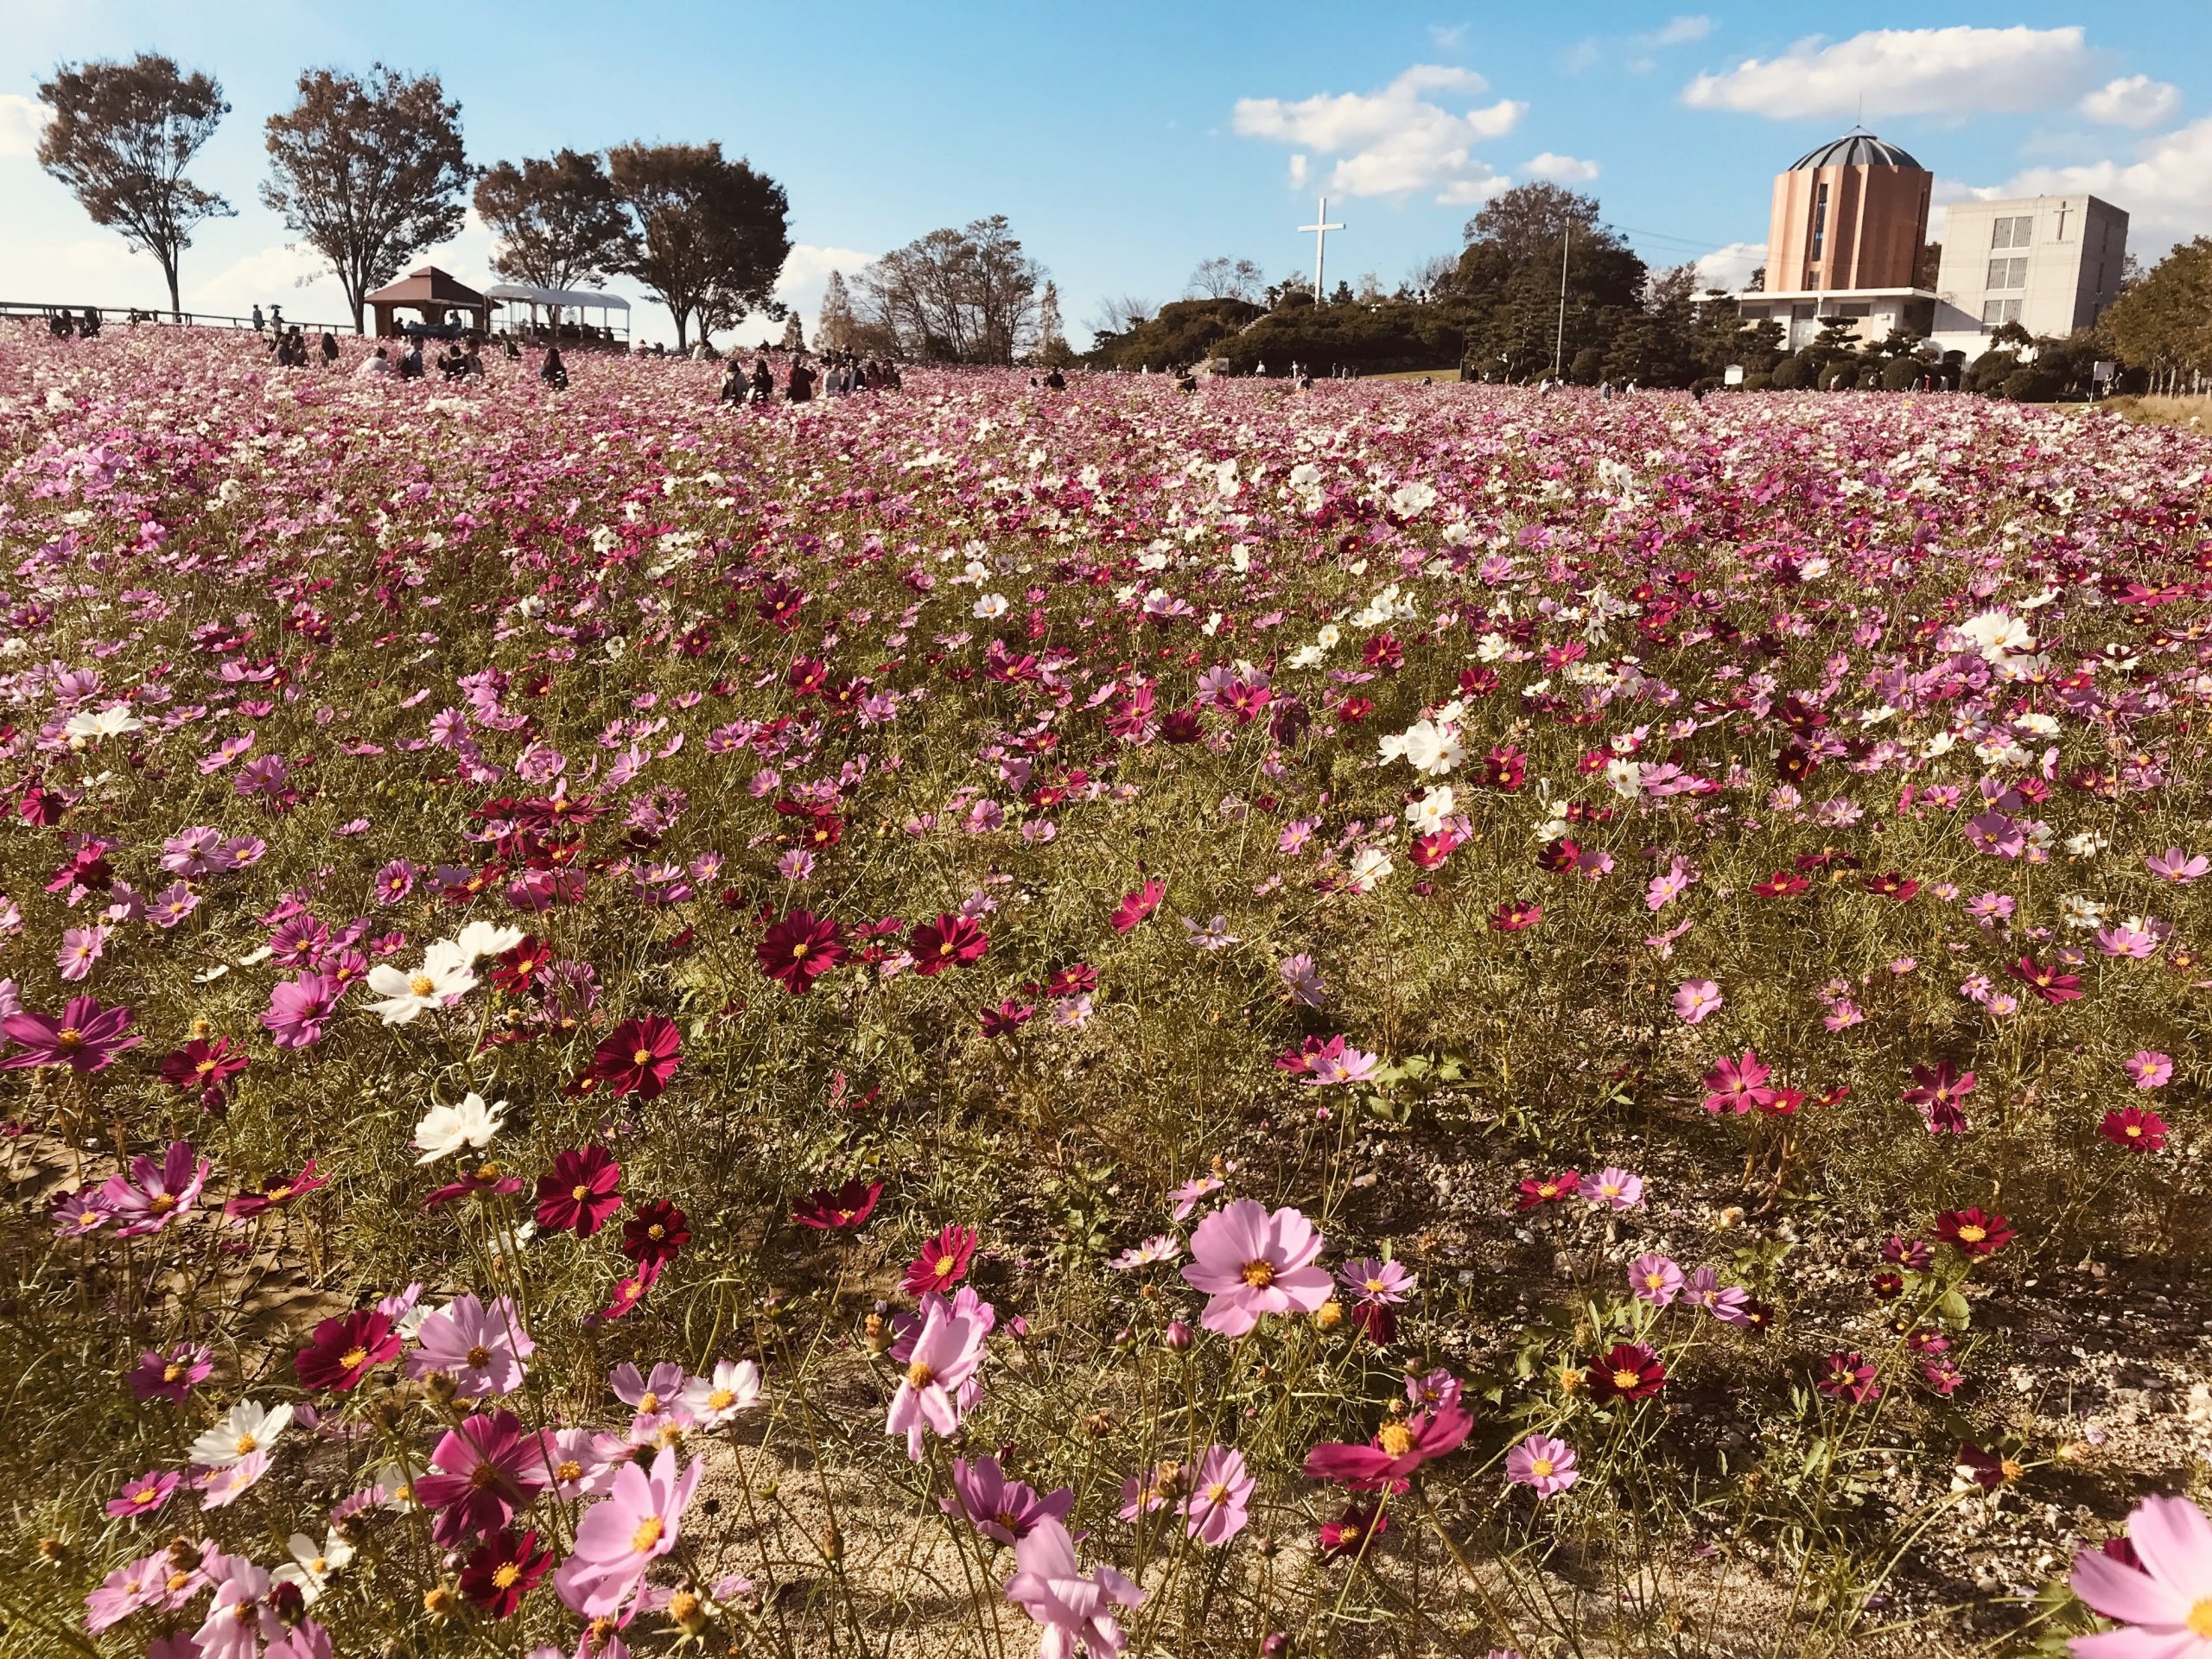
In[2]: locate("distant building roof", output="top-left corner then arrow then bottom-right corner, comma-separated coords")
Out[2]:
484,283 -> 630,311
364,266 -> 489,308
1788,131 -> 1924,172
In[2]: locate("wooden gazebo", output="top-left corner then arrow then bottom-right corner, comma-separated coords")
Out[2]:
365,266 -> 490,338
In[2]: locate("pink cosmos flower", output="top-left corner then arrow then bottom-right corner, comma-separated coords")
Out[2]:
1168,1174 -> 1224,1219
1183,1446 -> 1255,1546
1,994 -> 140,1071
1700,1049 -> 1777,1115
887,1296 -> 991,1459
943,1455 -> 1075,1545
1903,1062 -> 1976,1135
1003,1517 -> 1145,1657
2145,847 -> 2209,884
1505,1433 -> 1579,1497
99,1141 -> 210,1237
2069,1492 -> 2212,1656
2125,1051 -> 2174,1090
408,1294 -> 534,1397
1338,1257 -> 1414,1306
198,1449 -> 272,1510
413,1408 -> 554,1547
1965,811 -> 2025,859
611,1360 -> 689,1415
1305,1402 -> 1473,1491
106,1467 -> 180,1520
261,972 -> 341,1048
131,1342 -> 213,1403
1181,1200 -> 1332,1337
1672,977 -> 1723,1024
554,1444 -> 701,1619
1586,1166 -> 1643,1210
1274,1033 -> 1379,1084
1629,1253 -> 1684,1306
193,1555 -> 286,1659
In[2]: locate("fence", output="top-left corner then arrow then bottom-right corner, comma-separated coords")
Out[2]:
0,301 -> 355,335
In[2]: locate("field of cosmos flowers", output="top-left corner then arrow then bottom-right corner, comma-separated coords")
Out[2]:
1,323 -> 2209,1659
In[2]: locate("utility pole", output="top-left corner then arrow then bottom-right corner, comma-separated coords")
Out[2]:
1553,221 -> 1571,378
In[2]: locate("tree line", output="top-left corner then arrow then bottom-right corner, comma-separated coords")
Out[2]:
34,52 -> 790,346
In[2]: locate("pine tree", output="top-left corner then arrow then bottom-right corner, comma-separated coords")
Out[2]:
817,270 -> 856,353
779,313 -> 805,353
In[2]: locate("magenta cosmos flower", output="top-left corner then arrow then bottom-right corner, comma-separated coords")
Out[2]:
1304,1402 -> 1473,1491
99,1141 -> 210,1237
1180,1199 -> 1332,1338
131,1342 -> 213,1403
1700,1049 -> 1777,1114
413,1408 -> 554,1547
554,1443 -> 701,1619
1,994 -> 140,1071
942,1454 -> 1075,1545
1338,1257 -> 1415,1306
1629,1253 -> 1684,1306
1505,1433 -> 1579,1498
2069,1492 -> 2212,1657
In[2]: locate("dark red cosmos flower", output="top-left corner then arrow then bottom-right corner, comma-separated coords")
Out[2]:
2006,957 -> 2082,1006
1514,1169 -> 1580,1210
775,800 -> 843,849
1935,1206 -> 2013,1256
1304,1403 -> 1471,1492
158,1036 -> 249,1107
1534,836 -> 1581,874
1861,872 -> 1919,900
595,1258 -> 661,1322
1158,708 -> 1205,744
1111,879 -> 1164,933
1480,746 -> 1526,789
295,1308 -> 400,1393
1348,1301 -> 1395,1344
903,1223 -> 978,1294
488,937 -> 555,995
424,1161 -> 524,1211
2099,1106 -> 2168,1152
793,1179 -> 883,1231
1954,1442 -> 2024,1491
1587,1342 -> 1667,1402
1751,870 -> 1809,897
757,910 -> 846,994
1816,1351 -> 1881,1403
622,1198 -> 690,1268
1882,1234 -> 1933,1269
980,999 -> 1033,1037
1317,1503 -> 1389,1561
591,1015 -> 682,1097
1041,963 -> 1097,999
534,1147 -> 622,1236
225,1160 -> 327,1221
786,657 -> 829,697
1490,899 -> 1542,932
908,913 -> 988,976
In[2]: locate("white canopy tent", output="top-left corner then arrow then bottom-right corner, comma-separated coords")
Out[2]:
484,283 -> 631,340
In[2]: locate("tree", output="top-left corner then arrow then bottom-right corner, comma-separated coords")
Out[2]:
1914,241 -> 1942,290
1035,280 -> 1071,366
607,142 -> 791,351
2101,238 -> 2212,383
474,149 -> 634,297
262,66 -> 469,333
1186,257 -> 1263,302
780,314 -> 805,353
35,54 -> 232,320
1463,181 -> 1620,269
856,215 -> 1046,365
817,270 -> 857,354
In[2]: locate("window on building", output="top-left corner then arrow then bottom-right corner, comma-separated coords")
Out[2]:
1990,214 -> 2033,249
1980,299 -> 2023,328
1836,302 -> 1871,317
1985,257 -> 2028,289
1809,182 -> 1828,260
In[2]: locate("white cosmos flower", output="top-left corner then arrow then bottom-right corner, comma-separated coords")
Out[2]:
1396,719 -> 1465,777
272,1530 -> 353,1603
189,1400 -> 295,1469
972,593 -> 1010,620
64,705 -> 144,741
364,938 -> 477,1024
682,1359 -> 764,1427
1346,847 -> 1395,892
453,920 -> 524,963
412,1092 -> 506,1164
1408,785 -> 1455,832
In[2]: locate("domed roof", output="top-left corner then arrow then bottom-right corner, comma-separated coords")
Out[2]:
1787,131 -> 1923,171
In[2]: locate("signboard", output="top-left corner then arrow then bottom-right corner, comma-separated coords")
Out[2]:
2092,360 -> 2117,384
1723,364 -> 1745,386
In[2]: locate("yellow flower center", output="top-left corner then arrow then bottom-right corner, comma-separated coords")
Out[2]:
556,1459 -> 582,1482
1612,1369 -> 1641,1391
339,1346 -> 368,1370
1529,1457 -> 1554,1478
56,1027 -> 84,1050
163,1362 -> 184,1382
905,1361 -> 936,1389
466,1344 -> 492,1369
1240,1259 -> 1276,1288
572,1183 -> 590,1201
1364,1277 -> 1387,1293
131,1487 -> 157,1504
708,1389 -> 736,1410
632,1047 -> 653,1066
409,974 -> 435,997
1376,1423 -> 1414,1457
648,1224 -> 666,1240
1643,1272 -> 1666,1289
150,1194 -> 178,1213
492,1562 -> 521,1589
1205,1482 -> 1230,1502
2184,1600 -> 2212,1639
630,1516 -> 664,1553
637,1391 -> 659,1413
1957,1224 -> 1986,1243
234,1433 -> 257,1456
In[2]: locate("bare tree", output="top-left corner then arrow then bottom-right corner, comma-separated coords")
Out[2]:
856,215 -> 1046,365
1088,294 -> 1155,338
261,66 -> 470,333
607,142 -> 790,351
1185,256 -> 1264,302
817,270 -> 858,354
1036,280 -> 1070,366
474,149 -> 634,295
1403,252 -> 1458,302
35,54 -> 233,320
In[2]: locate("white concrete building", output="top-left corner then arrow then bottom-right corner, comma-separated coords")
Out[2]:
1929,194 -> 2127,358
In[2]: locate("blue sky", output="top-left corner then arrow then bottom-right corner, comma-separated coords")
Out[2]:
4,3 -> 2209,345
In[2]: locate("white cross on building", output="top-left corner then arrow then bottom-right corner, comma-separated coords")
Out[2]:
1299,198 -> 1344,296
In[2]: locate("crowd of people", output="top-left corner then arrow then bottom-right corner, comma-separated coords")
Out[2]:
719,350 -> 902,406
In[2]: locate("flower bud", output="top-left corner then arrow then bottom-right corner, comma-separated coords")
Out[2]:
863,1313 -> 893,1356
1163,1319 -> 1193,1351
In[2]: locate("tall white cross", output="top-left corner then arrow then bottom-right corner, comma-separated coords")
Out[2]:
1299,197 -> 1344,296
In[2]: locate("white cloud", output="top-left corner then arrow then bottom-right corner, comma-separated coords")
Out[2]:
1683,26 -> 2102,119
1649,16 -> 1711,47
1428,23 -> 1467,50
721,243 -> 873,347
2077,74 -> 2181,129
1999,116 -> 2212,251
1233,65 -> 1524,203
0,93 -> 49,159
1524,152 -> 1600,183
1287,154 -> 1309,189
1693,240 -> 1765,290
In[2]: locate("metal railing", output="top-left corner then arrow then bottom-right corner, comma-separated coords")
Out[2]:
1,301 -> 356,335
